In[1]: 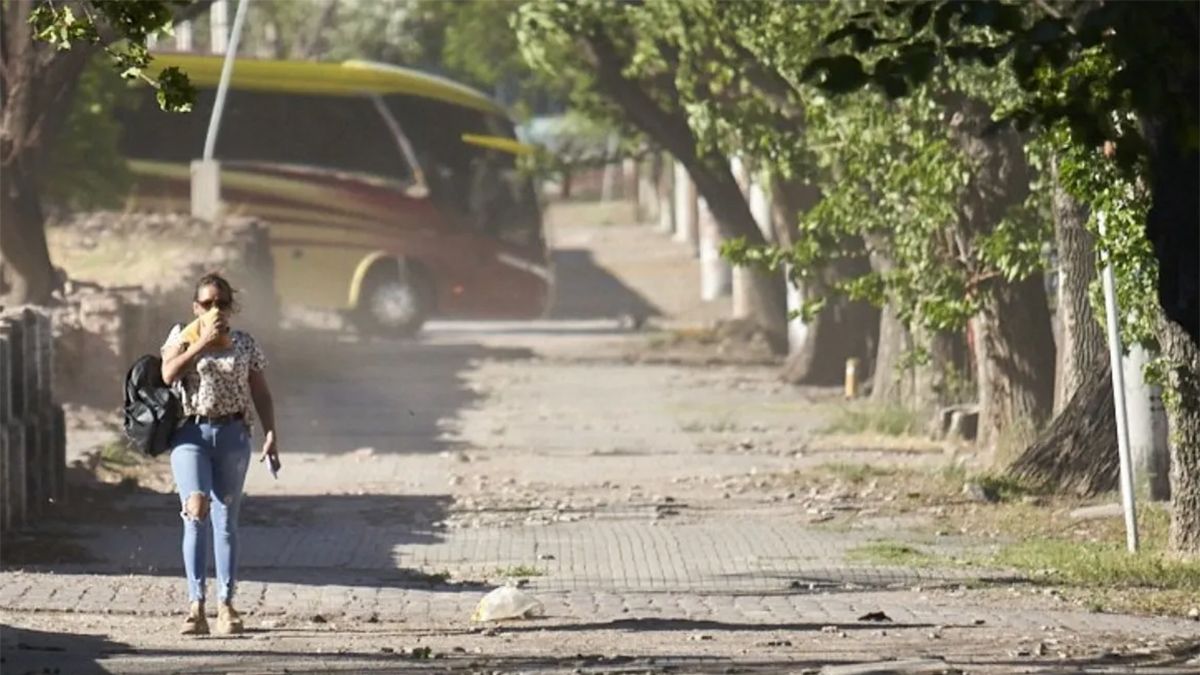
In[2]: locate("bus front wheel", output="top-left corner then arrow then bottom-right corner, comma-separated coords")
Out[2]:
355,260 -> 428,337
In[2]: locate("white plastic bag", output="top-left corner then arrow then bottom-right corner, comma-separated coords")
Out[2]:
471,586 -> 543,622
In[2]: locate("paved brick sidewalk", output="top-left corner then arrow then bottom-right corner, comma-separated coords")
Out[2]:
3,325 -> 1198,673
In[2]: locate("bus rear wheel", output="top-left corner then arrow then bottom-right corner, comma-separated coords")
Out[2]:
355,261 -> 428,337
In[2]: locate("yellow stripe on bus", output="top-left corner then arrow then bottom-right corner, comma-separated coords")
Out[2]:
461,134 -> 536,156
146,53 -> 506,115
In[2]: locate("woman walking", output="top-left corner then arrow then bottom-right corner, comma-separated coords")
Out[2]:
160,272 -> 280,635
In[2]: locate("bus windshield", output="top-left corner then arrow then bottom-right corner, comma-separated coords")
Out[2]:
385,94 -> 542,249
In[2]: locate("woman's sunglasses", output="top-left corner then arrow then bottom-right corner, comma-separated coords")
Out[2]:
197,298 -> 231,311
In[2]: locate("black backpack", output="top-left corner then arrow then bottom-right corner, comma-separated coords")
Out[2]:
123,353 -> 183,456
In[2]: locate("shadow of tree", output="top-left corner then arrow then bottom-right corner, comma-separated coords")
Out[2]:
1,624 -> 133,675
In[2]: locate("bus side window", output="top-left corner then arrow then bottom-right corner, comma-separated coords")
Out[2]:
216,91 -> 412,184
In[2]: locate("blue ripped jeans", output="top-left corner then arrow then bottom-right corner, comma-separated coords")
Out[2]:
170,419 -> 251,603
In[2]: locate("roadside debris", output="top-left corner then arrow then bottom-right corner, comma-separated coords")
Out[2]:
471,586 -> 543,622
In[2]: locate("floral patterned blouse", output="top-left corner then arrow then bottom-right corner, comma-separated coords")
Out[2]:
161,325 -> 267,428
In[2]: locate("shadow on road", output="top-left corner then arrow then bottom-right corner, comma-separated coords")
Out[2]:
0,624 -> 132,675
548,249 -> 663,320
272,333 -> 534,456
1,481 -> 474,593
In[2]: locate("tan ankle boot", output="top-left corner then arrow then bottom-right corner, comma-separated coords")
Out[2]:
216,602 -> 244,635
180,601 -> 209,635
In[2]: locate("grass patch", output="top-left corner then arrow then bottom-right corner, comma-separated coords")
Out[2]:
969,472 -> 1039,502
494,565 -> 544,578
822,404 -> 922,437
996,539 -> 1200,590
99,440 -> 142,468
847,541 -> 936,566
818,462 -> 899,485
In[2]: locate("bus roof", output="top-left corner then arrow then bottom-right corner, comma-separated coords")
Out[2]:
148,52 -> 507,116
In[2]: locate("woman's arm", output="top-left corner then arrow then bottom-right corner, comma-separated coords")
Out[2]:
162,340 -> 205,385
249,368 -> 280,469
248,369 -> 276,437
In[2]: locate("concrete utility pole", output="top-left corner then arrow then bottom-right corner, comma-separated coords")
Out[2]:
732,166 -> 775,319
600,133 -> 620,202
192,0 -> 249,221
1123,345 -> 1172,500
698,198 -> 731,301
175,21 -> 193,52
672,161 -> 699,253
657,153 -> 675,235
210,0 -> 229,54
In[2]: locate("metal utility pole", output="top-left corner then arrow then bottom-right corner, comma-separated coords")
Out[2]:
1099,210 -> 1140,553
192,0 -> 250,221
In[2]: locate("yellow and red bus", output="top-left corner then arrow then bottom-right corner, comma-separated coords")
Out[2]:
118,53 -> 550,335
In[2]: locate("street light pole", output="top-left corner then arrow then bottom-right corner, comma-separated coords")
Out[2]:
191,0 -> 250,220
1099,209 -> 1140,553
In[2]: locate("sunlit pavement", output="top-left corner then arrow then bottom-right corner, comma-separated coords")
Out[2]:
4,323 -> 1199,674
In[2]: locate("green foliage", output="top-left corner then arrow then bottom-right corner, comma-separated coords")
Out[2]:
809,1 -> 1198,171
29,0 -> 197,113
40,58 -> 133,211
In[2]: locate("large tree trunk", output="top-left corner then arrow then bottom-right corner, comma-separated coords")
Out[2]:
1160,317 -> 1200,555
580,28 -> 788,350
871,302 -> 906,403
1008,155 -> 1116,489
970,274 -> 1057,451
946,94 -> 1056,452
1,1 -> 57,305
1050,155 -> 1104,413
1009,356 -> 1118,495
1143,109 -> 1200,556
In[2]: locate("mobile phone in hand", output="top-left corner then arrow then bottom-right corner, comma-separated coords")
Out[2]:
267,454 -> 281,479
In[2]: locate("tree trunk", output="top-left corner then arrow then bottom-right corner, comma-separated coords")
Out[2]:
1050,154 -> 1103,413
1007,154 -> 1115,493
1159,316 -> 1200,556
1142,108 -> 1199,555
580,28 -> 787,349
780,252 -> 879,385
945,94 -> 1056,452
909,324 -> 971,411
1,1 -> 56,305
1009,356 -> 1118,495
767,175 -> 878,382
871,303 -> 906,403
970,274 -> 1057,451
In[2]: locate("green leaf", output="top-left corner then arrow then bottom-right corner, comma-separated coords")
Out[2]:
155,67 -> 196,113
